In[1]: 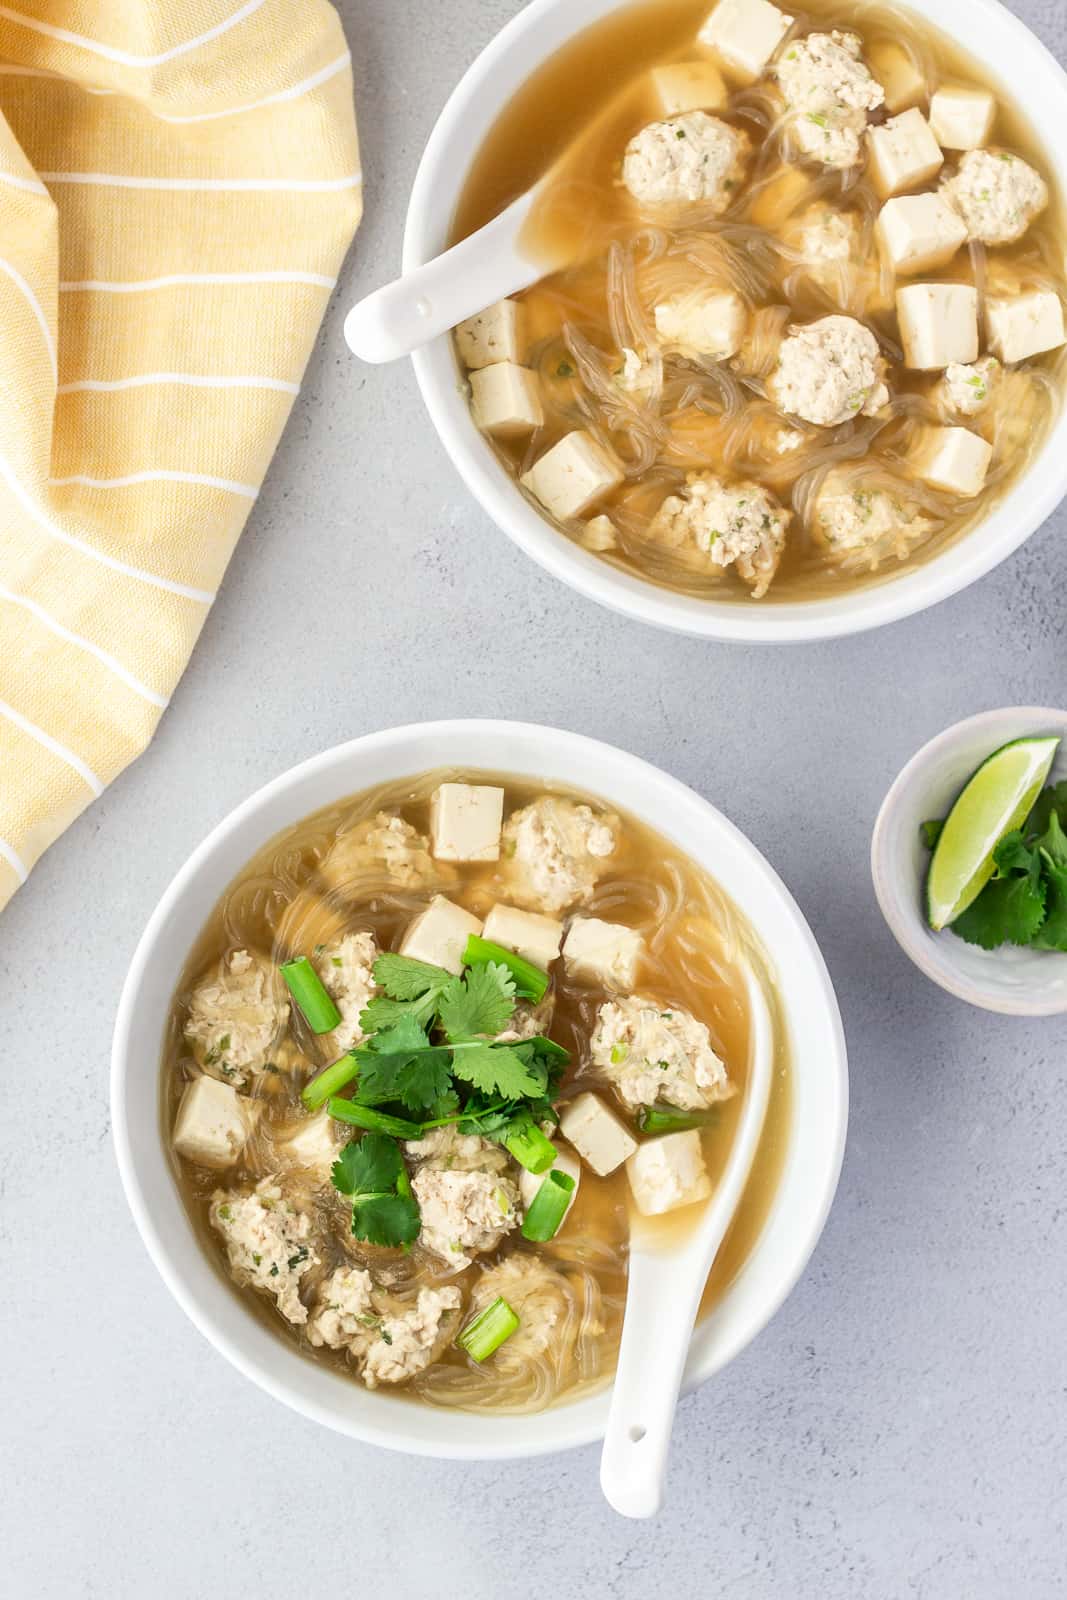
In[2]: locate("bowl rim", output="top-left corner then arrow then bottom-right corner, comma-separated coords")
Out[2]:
111,718 -> 849,1458
405,0 -> 1067,643
871,704 -> 1067,1016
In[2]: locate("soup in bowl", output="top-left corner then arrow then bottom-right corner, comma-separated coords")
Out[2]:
407,0 -> 1067,640
112,722 -> 847,1456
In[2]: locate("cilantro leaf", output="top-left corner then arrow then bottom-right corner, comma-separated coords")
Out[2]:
450,1041 -> 543,1100
331,1133 -> 421,1248
358,1047 -> 455,1112
951,833 -> 1046,949
331,1132 -> 403,1196
1025,781 -> 1067,839
438,962 -> 516,1043
1033,813 -> 1067,951
363,1014 -> 431,1056
359,993 -> 438,1033
372,953 -> 452,1001
351,1192 -> 421,1248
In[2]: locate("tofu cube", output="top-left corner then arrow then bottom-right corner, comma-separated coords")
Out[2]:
654,289 -> 747,360
866,109 -> 943,198
274,1110 -> 343,1177
173,1076 -> 261,1170
455,299 -> 526,370
519,1145 -> 581,1219
400,896 -> 482,975
469,361 -> 543,438
482,903 -> 564,968
867,40 -> 928,114
430,782 -> 504,863
876,193 -> 966,275
562,916 -> 645,989
929,85 -> 996,151
909,425 -> 992,496
651,59 -> 728,116
581,514 -> 617,552
896,282 -> 978,369
627,1131 -> 712,1217
698,0 -> 794,82
558,1092 -> 638,1177
520,431 -> 624,522
986,291 -> 1066,365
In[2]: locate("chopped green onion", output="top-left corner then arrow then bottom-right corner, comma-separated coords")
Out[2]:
503,1120 -> 557,1174
463,934 -> 550,1003
636,1104 -> 721,1136
457,1297 -> 519,1363
327,1098 -> 423,1138
281,957 -> 342,1034
301,1052 -> 359,1111
521,1170 -> 576,1241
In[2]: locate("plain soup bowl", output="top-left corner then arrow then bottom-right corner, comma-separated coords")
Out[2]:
112,721 -> 848,1458
405,0 -> 1067,643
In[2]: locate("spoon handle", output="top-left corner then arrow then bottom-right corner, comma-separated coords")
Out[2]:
343,191 -> 539,364
599,1240 -> 707,1520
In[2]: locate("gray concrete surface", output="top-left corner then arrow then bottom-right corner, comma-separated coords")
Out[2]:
3,2 -> 1066,1595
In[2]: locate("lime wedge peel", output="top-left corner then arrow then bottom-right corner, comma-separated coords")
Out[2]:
925,735 -> 1061,932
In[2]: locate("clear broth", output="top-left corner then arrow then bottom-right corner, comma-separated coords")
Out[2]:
163,770 -> 793,1413
451,0 -> 1067,604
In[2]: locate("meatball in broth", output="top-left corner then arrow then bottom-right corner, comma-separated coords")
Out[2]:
165,771 -> 789,1414
452,0 -> 1066,604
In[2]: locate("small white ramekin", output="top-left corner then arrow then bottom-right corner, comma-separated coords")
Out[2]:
405,0 -> 1067,642
872,706 -> 1067,1016
112,721 -> 847,1458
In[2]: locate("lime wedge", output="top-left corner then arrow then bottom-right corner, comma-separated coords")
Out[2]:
926,735 -> 1061,931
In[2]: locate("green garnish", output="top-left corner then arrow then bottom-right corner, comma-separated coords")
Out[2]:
521,1170 -> 576,1241
463,934 -> 550,1003
808,112 -> 829,129
301,1051 -> 360,1111
610,1042 -> 629,1064
280,957 -> 342,1034
317,943 -> 569,1149
556,360 -> 574,379
502,1119 -> 557,1174
636,1104 -> 721,1135
922,781 -> 1067,951
327,1098 -> 424,1138
457,1297 -> 519,1362
331,1132 -> 421,1248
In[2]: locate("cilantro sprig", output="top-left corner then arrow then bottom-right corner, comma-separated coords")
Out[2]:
311,947 -> 568,1170
923,783 -> 1067,952
331,1132 -> 421,1248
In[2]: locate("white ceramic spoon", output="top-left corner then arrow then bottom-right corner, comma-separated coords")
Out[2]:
343,189 -> 544,364
599,963 -> 775,1519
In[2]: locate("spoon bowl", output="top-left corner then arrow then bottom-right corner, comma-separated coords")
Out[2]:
599,964 -> 775,1518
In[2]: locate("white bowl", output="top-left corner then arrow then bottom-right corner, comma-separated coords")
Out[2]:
871,706 -> 1067,1015
405,0 -> 1067,642
112,720 -> 848,1459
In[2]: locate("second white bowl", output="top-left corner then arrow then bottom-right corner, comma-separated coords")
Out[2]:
405,0 -> 1067,642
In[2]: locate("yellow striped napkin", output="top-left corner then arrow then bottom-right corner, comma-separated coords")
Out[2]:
0,1 -> 361,913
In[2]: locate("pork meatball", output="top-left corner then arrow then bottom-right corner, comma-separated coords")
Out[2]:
811,469 -> 934,557
210,1181 -> 318,1325
650,473 -> 789,598
938,356 -> 1000,417
320,811 -> 437,893
466,1254 -> 578,1371
308,1267 -> 462,1389
622,111 -> 749,209
313,930 -> 379,1053
776,31 -> 884,168
941,149 -> 1048,245
185,949 -> 287,1088
590,997 -> 731,1111
500,796 -> 618,914
771,315 -> 889,427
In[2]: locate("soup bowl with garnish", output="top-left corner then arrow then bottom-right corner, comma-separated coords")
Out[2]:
406,0 -> 1067,641
112,721 -> 847,1458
